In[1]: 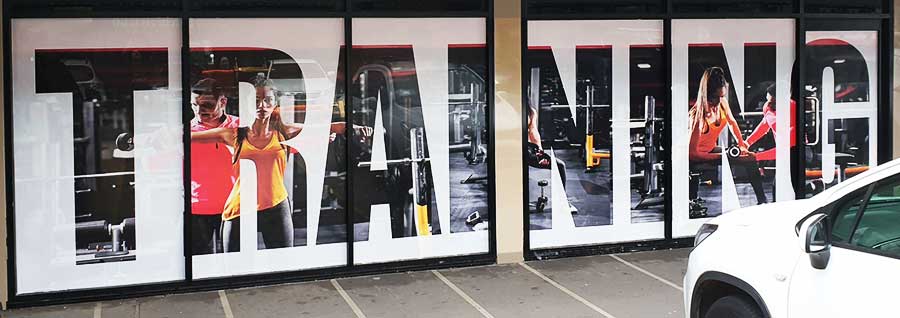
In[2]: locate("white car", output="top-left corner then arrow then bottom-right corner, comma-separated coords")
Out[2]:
684,158 -> 900,318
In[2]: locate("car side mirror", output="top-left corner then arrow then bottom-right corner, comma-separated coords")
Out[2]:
799,213 -> 831,270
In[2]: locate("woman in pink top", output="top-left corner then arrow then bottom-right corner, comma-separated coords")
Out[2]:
746,84 -> 797,162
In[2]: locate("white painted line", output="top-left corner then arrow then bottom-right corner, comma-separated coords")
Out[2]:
218,290 -> 235,318
331,279 -> 367,318
609,254 -> 683,292
93,302 -> 102,318
432,270 -> 495,318
519,263 -> 617,318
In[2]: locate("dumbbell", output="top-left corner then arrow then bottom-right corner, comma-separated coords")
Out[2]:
465,211 -> 482,226
726,146 -> 742,159
116,132 -> 134,152
536,180 -> 549,213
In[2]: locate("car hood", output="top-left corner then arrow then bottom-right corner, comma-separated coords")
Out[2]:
708,198 -> 823,230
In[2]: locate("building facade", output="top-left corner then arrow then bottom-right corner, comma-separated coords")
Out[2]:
0,0 -> 894,308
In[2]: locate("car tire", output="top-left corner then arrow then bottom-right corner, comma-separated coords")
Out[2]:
704,295 -> 763,318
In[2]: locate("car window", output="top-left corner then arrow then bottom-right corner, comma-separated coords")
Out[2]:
850,178 -> 900,258
831,190 -> 867,243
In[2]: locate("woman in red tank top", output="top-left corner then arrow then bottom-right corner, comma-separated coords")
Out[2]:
688,67 -> 768,206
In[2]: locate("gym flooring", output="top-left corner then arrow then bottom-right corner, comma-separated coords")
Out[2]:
5,248 -> 690,318
529,149 -> 664,230
694,178 -> 775,218
351,152 -> 492,240
238,153 -> 490,248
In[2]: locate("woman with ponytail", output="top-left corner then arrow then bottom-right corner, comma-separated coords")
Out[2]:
688,67 -> 768,205
192,77 -> 363,251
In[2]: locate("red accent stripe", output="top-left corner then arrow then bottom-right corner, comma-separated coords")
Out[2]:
688,42 -> 778,48
807,38 -> 852,47
35,47 -> 168,53
631,44 -> 664,49
834,84 -> 858,99
351,44 -> 413,49
190,47 -> 270,52
392,70 -> 416,77
449,43 -> 486,48
530,44 -> 664,50
575,45 -> 612,49
688,43 -> 724,48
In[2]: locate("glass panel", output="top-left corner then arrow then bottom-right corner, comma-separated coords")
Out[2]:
526,20 -> 665,250
830,191 -> 866,243
803,30 -> 879,197
527,0 -> 664,15
190,0 -> 343,11
806,0 -> 883,14
350,18 -> 489,264
351,0 -> 486,12
672,0 -> 793,13
11,0 -> 180,11
672,19 -> 795,237
189,18 -> 347,279
851,178 -> 900,256
11,18 -> 183,294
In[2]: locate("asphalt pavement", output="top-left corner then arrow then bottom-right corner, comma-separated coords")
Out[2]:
4,248 -> 690,318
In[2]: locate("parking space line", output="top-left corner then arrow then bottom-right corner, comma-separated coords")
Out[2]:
609,254 -> 683,292
93,302 -> 102,318
331,279 -> 367,318
218,290 -> 235,318
432,270 -> 496,318
519,263 -> 617,318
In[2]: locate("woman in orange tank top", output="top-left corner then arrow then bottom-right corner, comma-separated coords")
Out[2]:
688,67 -> 768,205
192,78 -> 368,251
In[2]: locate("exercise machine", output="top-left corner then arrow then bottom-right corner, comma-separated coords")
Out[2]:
450,82 -> 489,185
534,180 -> 549,213
584,85 -> 611,172
76,131 -> 137,265
358,127 -> 432,237
449,82 -> 487,166
76,218 -> 136,265
633,96 -> 666,210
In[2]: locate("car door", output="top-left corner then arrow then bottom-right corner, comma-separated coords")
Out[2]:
788,175 -> 900,317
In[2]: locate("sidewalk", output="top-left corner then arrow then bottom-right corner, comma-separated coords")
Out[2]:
6,249 -> 690,318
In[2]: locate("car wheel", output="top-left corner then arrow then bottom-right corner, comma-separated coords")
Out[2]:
704,295 -> 763,318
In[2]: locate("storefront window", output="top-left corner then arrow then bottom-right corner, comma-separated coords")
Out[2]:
11,0 -> 181,11
350,18 -> 489,264
189,18 -> 347,279
805,0 -> 884,14
672,19 -> 796,237
11,18 -> 184,294
351,0 -> 485,12
190,0 -> 344,11
526,20 -> 665,249
802,31 -> 879,197
672,0 -> 793,13
526,0 -> 664,15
